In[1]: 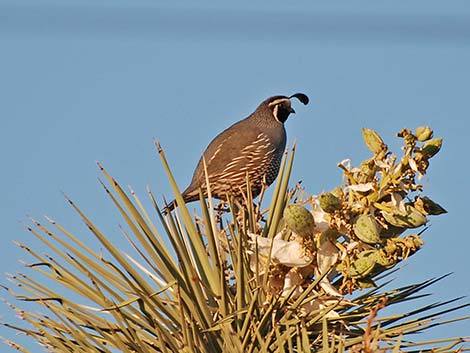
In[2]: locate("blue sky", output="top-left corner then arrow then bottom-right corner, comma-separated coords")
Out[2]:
1,1 -> 469,351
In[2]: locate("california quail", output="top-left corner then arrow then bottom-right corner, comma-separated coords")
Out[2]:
166,93 -> 309,211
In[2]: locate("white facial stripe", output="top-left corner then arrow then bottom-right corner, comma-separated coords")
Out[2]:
273,105 -> 280,122
268,98 -> 291,107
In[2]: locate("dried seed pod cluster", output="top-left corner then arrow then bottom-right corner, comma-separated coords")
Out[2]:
326,126 -> 446,292
266,126 -> 446,297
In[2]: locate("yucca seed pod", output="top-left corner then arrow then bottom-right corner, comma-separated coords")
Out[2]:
420,138 -> 442,159
382,205 -> 427,229
415,196 -> 447,215
415,126 -> 434,142
380,224 -> 406,239
319,192 -> 342,213
347,251 -> 377,278
373,250 -> 397,268
362,128 -> 387,154
353,214 -> 382,244
283,204 -> 315,238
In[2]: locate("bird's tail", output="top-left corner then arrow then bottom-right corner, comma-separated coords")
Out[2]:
161,199 -> 177,214
161,188 -> 201,214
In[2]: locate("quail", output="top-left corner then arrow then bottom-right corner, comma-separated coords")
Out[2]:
166,93 -> 309,211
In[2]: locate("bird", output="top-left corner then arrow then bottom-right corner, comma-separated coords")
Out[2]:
165,93 -> 309,212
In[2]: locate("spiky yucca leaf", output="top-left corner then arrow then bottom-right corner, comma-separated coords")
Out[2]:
2,133 -> 469,353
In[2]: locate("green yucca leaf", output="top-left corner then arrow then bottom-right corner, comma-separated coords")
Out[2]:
265,145 -> 296,239
157,143 -> 218,293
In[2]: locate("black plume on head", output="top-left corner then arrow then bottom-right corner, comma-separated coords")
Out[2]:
289,93 -> 309,105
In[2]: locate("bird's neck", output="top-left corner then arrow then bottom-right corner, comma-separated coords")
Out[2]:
250,110 -> 283,128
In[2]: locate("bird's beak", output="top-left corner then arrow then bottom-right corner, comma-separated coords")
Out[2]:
289,107 -> 296,114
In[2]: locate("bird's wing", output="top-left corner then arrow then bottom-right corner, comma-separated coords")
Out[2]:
186,120 -> 278,193
210,133 -> 277,180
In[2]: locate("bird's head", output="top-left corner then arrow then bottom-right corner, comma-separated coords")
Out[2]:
264,93 -> 309,123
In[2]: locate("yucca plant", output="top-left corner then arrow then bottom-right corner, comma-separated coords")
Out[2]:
2,126 -> 469,352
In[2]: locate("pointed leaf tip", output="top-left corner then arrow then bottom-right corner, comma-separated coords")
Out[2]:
44,215 -> 55,224
154,140 -> 163,153
61,191 -> 73,203
96,161 -> 105,170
